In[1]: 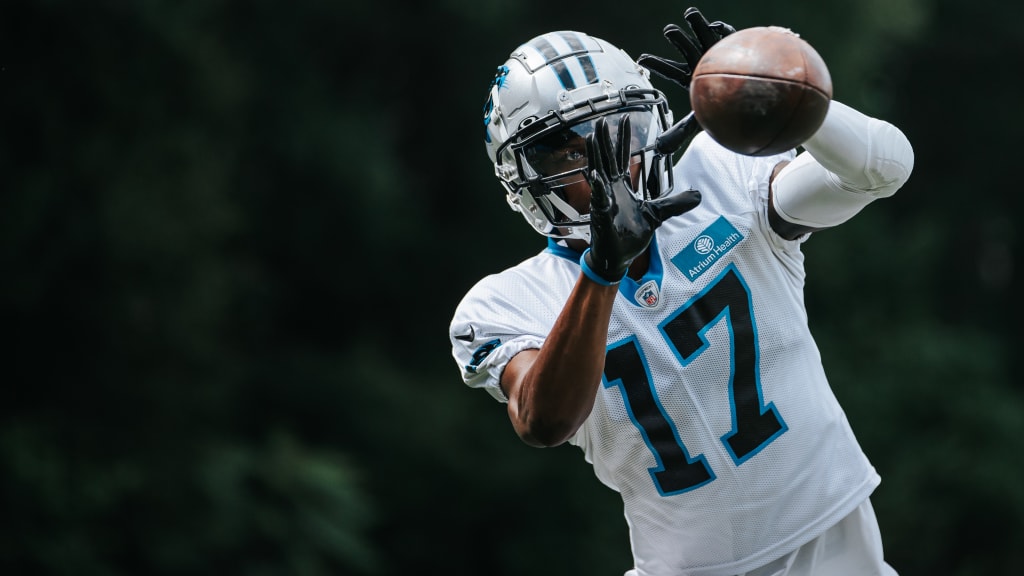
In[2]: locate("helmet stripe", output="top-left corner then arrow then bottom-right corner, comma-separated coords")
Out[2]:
529,36 -> 576,90
559,32 -> 599,85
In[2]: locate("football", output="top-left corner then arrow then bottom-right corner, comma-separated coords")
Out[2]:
689,26 -> 832,156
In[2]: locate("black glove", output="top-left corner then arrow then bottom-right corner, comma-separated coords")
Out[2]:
582,114 -> 702,284
637,7 -> 736,92
637,7 -> 736,156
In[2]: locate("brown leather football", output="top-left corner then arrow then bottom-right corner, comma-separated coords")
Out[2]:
690,26 -> 833,156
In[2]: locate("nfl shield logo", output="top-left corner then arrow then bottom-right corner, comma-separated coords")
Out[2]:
634,280 -> 660,308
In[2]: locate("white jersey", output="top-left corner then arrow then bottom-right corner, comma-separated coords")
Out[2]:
449,132 -> 880,576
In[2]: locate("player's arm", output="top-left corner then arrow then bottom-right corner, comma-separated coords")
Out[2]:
768,100 -> 915,240
501,280 -> 617,448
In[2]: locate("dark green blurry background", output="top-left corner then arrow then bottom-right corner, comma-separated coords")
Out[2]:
2,1 -> 1020,575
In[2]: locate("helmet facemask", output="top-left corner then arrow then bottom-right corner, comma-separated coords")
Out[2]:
497,90 -> 673,241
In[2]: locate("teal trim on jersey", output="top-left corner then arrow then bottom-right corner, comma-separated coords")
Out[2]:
544,238 -> 580,260
670,216 -> 745,282
545,237 -> 665,308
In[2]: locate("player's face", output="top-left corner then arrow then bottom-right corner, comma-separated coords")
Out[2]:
529,131 -> 593,217
524,114 -> 645,219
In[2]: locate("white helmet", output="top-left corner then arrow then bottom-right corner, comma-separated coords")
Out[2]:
482,31 -> 675,241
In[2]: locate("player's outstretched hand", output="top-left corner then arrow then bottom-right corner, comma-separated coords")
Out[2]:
637,7 -> 736,92
583,114 -> 701,284
640,7 -> 736,157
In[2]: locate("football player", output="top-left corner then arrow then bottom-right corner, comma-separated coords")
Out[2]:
450,7 -> 914,575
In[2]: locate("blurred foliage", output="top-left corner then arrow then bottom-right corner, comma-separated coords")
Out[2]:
0,0 -> 1019,575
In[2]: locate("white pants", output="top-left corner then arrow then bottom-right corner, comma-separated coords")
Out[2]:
739,499 -> 897,576
624,498 -> 897,576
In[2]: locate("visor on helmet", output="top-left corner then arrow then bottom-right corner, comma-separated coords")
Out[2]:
521,108 -> 656,185
501,107 -> 662,237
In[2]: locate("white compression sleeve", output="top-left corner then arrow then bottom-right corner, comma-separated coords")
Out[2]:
770,100 -> 915,229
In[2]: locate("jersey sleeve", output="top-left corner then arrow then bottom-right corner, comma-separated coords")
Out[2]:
449,261 -> 571,403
